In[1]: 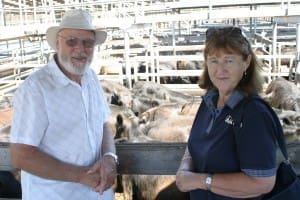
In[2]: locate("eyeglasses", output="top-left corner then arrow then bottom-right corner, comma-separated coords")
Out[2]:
57,35 -> 95,48
206,26 -> 244,40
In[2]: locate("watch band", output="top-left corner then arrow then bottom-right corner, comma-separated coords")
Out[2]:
205,174 -> 213,191
103,152 -> 119,165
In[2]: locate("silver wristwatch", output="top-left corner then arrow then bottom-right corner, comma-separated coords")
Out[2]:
205,174 -> 213,191
103,152 -> 119,164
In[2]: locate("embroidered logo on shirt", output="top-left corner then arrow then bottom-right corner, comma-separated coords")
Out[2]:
225,115 -> 234,125
225,115 -> 243,128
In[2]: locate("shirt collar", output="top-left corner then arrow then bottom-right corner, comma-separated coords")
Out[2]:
203,89 -> 245,110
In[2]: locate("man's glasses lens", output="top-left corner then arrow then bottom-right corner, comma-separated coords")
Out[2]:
58,35 -> 95,48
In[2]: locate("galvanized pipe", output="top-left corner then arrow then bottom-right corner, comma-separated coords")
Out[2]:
295,23 -> 300,84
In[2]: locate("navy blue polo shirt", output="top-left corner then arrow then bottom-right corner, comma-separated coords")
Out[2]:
188,90 -> 277,200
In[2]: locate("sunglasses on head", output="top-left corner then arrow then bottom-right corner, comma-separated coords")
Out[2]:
205,26 -> 244,40
58,35 -> 95,48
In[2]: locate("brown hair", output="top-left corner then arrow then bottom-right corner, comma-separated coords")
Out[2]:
199,26 -> 264,96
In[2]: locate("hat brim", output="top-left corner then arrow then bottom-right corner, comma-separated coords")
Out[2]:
46,26 -> 107,50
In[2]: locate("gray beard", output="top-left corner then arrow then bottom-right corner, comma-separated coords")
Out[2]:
58,53 -> 92,75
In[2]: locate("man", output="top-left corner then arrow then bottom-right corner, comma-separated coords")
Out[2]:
10,9 -> 118,200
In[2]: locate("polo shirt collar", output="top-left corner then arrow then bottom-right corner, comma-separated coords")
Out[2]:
226,91 -> 244,109
203,89 -> 245,110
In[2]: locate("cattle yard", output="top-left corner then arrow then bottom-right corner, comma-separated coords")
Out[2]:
1,1 -> 300,200
0,0 -> 300,96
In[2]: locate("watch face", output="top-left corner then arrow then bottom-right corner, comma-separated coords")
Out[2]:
205,175 -> 213,190
206,177 -> 212,184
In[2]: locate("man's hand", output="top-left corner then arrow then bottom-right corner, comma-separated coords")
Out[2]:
78,167 -> 101,188
89,156 -> 117,194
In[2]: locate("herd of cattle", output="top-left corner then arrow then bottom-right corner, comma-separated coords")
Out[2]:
1,76 -> 300,199
103,77 -> 300,145
101,80 -> 202,144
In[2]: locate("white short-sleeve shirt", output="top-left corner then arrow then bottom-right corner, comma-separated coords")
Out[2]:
10,57 -> 113,200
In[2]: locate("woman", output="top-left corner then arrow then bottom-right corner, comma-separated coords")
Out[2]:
176,26 -> 277,199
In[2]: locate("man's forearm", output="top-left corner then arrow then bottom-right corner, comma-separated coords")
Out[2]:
10,143 -> 86,182
101,122 -> 116,155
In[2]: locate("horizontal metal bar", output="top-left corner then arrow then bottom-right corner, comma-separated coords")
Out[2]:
116,142 -> 186,175
0,142 -> 187,175
1,141 -> 300,176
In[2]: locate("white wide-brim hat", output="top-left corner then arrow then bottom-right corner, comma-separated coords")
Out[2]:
46,9 -> 107,50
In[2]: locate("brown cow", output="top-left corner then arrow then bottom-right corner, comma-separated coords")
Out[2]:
131,81 -> 197,115
116,102 -> 196,200
139,103 -> 184,124
264,77 -> 300,111
101,80 -> 133,108
108,104 -> 138,142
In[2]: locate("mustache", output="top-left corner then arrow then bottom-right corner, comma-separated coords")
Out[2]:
71,52 -> 88,58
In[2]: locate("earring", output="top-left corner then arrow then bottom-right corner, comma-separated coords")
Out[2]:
244,70 -> 247,77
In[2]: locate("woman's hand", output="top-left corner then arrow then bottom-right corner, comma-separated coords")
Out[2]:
176,170 -> 204,192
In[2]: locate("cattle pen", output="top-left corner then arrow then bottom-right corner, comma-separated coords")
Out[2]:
1,1 -> 300,96
1,0 -> 300,199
